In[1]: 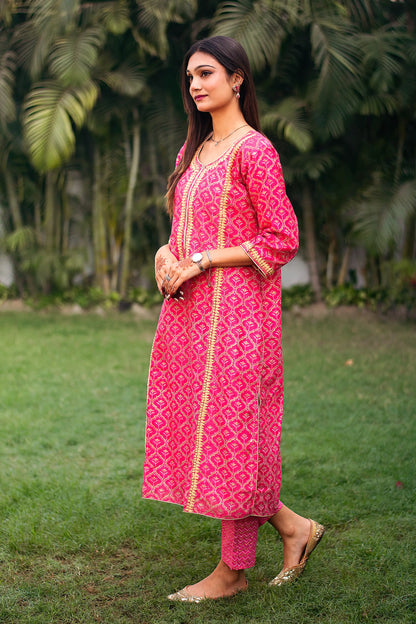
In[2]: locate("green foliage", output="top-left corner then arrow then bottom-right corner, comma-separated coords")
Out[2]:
262,97 -> 313,152
3,226 -> 36,253
0,283 -> 18,300
0,44 -> 16,128
324,264 -> 416,314
100,0 -> 131,35
20,285 -> 162,310
281,284 -> 314,309
213,0 -> 291,72
349,179 -> 416,256
23,81 -> 99,171
324,284 -> 374,308
127,286 -> 163,307
48,28 -> 105,87
0,0 -> 415,302
379,259 -> 416,310
133,0 -> 198,59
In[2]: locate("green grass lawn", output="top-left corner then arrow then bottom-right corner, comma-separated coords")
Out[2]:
0,309 -> 415,624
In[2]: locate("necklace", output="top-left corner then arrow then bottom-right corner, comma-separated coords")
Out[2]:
209,124 -> 248,146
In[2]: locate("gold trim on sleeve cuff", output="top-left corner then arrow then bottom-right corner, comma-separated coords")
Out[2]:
241,242 -> 273,276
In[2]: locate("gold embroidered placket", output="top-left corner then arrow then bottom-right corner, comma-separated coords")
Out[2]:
185,141 -> 243,513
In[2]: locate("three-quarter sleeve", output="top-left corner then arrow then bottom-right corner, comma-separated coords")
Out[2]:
239,138 -> 299,277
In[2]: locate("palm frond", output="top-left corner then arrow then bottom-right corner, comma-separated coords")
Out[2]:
100,0 -> 131,35
262,97 -> 313,152
339,0 -> 382,29
142,89 -> 187,170
4,226 -> 36,253
212,0 -> 294,72
310,17 -> 363,137
406,39 -> 416,65
133,0 -> 197,59
350,177 -> 416,254
99,63 -> 147,97
12,20 -> 54,80
23,81 -> 99,172
27,0 -> 80,31
0,0 -> 16,26
0,47 -> 16,128
49,28 -> 105,87
284,150 -> 336,183
358,26 -> 410,93
360,93 -> 400,116
311,17 -> 361,82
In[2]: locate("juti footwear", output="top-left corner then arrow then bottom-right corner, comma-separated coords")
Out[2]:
167,579 -> 249,603
269,519 -> 325,586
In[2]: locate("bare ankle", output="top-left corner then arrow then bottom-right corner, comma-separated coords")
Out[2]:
218,560 -> 245,582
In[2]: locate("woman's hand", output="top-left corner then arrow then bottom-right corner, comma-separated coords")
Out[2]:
155,244 -> 178,296
163,257 -> 201,298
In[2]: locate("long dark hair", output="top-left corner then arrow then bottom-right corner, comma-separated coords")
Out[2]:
166,36 -> 261,215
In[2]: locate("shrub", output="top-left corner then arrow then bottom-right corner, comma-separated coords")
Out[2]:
281,284 -> 314,309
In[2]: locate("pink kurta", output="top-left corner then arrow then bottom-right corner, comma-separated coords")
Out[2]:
142,130 -> 298,520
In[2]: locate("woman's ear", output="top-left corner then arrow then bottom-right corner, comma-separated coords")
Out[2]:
233,70 -> 244,88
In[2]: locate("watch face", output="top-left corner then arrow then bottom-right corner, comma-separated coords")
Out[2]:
192,252 -> 203,262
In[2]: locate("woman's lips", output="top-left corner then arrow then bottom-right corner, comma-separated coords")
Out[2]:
194,95 -> 206,102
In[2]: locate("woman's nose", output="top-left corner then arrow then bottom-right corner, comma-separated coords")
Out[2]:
190,77 -> 201,92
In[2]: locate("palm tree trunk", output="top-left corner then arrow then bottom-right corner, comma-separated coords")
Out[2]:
92,145 -> 110,294
44,171 -> 56,251
34,200 -> 42,243
337,246 -> 350,286
402,215 -> 415,260
148,138 -> 169,246
302,183 -> 322,301
3,168 -> 23,230
394,117 -> 406,184
120,110 -> 140,298
326,234 -> 336,288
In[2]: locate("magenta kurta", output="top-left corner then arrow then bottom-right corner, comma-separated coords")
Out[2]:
142,130 -> 298,520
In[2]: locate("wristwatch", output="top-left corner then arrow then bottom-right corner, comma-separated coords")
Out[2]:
191,252 -> 204,271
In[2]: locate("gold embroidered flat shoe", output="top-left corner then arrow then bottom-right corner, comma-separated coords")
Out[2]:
269,519 -> 325,587
167,587 -> 206,603
167,579 -> 249,603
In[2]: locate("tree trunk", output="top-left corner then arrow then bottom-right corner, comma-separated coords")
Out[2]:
394,117 -> 406,184
326,234 -> 336,289
148,138 -> 169,246
402,215 -> 415,260
44,171 -> 56,251
302,183 -> 322,301
337,246 -> 350,286
3,167 -> 23,230
92,145 -> 110,293
120,110 -> 141,298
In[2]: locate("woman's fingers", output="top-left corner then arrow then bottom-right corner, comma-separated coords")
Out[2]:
163,271 -> 184,300
155,252 -> 177,294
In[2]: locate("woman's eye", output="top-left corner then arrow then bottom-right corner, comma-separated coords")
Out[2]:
201,71 -> 211,77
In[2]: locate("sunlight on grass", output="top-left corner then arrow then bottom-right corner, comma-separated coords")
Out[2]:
0,311 -> 415,623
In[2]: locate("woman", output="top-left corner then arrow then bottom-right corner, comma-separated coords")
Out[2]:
142,36 -> 324,602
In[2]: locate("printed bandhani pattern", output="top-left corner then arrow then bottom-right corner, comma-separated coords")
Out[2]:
142,131 -> 298,520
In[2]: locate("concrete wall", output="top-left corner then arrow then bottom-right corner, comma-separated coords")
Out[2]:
0,254 -> 14,287
281,254 -> 310,288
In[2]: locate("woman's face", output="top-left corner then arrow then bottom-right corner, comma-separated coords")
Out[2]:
186,51 -> 237,114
